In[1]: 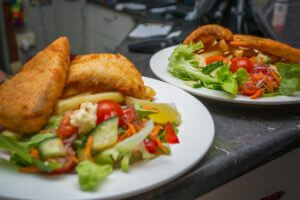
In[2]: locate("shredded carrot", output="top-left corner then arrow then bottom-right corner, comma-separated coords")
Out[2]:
149,134 -> 169,154
270,70 -> 281,84
118,129 -> 131,141
67,152 -> 79,164
135,124 -> 143,131
151,125 -> 163,136
250,89 -> 265,99
19,166 -> 40,173
128,123 -> 136,135
142,105 -> 155,111
84,136 -> 94,162
30,148 -> 39,159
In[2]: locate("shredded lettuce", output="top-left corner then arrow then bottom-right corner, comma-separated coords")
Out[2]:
76,160 -> 113,191
276,62 -> 300,96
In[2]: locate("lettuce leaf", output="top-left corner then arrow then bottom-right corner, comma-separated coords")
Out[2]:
168,42 -> 208,81
168,43 -> 239,95
234,68 -> 249,86
0,135 -> 32,163
20,133 -> 55,148
276,62 -> 300,95
215,66 -> 238,94
0,135 -> 56,172
76,160 -> 113,191
44,115 -> 63,130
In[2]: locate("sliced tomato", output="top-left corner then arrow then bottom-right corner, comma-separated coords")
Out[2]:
58,112 -> 78,138
164,122 -> 179,144
230,57 -> 254,74
143,138 -> 158,154
97,100 -> 124,125
205,55 -> 225,65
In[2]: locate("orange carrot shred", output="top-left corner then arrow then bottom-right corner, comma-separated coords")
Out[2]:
128,123 -> 136,134
19,166 -> 40,173
149,134 -> 169,154
85,136 -> 94,162
151,125 -> 163,136
30,148 -> 39,159
118,129 -> 131,141
250,89 -> 265,99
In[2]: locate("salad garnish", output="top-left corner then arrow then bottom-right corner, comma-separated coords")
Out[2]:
168,42 -> 300,99
0,93 -> 181,191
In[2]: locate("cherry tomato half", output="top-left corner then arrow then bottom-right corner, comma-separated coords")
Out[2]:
97,100 -> 124,125
164,122 -> 179,144
143,138 -> 158,154
58,112 -> 78,138
230,57 -> 253,74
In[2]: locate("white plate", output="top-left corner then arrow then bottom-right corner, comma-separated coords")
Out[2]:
150,45 -> 300,105
0,77 -> 215,200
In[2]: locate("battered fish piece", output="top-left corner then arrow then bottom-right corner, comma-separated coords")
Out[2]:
0,37 -> 70,134
183,24 -> 233,47
230,34 -> 300,62
64,53 -> 154,99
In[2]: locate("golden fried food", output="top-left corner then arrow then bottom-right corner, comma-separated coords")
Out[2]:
0,37 -> 70,134
183,24 -> 233,47
63,53 -> 154,100
229,34 -> 300,62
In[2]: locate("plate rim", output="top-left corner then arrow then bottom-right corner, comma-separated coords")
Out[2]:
150,45 -> 300,105
0,76 -> 215,200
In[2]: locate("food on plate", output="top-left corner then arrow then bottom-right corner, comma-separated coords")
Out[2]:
229,34 -> 300,62
63,53 -> 155,100
0,37 -> 70,133
169,24 -> 300,99
0,38 -> 181,192
183,24 -> 233,47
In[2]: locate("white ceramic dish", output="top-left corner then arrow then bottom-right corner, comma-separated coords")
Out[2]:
150,45 -> 300,105
0,77 -> 215,200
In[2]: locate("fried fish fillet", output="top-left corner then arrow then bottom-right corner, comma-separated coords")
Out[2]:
229,34 -> 300,62
63,53 -> 154,99
0,37 -> 70,134
183,24 -> 233,47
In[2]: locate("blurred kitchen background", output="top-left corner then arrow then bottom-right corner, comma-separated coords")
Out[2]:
0,0 -> 298,75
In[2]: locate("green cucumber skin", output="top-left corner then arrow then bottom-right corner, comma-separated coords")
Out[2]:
91,117 -> 119,151
39,138 -> 66,158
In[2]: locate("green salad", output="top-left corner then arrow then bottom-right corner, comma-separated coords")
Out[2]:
0,94 -> 181,191
168,42 -> 300,99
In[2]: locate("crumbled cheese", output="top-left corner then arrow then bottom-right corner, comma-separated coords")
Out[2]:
195,54 -> 206,68
70,102 -> 98,134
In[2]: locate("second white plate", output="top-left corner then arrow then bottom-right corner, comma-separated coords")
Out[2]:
150,45 -> 300,105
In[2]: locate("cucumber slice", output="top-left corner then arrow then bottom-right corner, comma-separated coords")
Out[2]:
91,117 -> 118,151
39,138 -> 66,158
